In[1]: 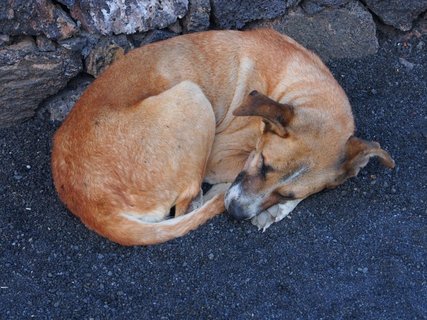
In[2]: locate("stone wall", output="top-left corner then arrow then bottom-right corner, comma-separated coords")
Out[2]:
0,0 -> 426,127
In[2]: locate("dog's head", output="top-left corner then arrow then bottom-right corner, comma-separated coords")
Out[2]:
225,91 -> 395,220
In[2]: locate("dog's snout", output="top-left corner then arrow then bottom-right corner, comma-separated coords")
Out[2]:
225,179 -> 260,220
227,199 -> 248,221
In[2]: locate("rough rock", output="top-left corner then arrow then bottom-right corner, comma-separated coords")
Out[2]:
58,36 -> 88,53
211,0 -> 302,29
183,0 -> 211,32
168,21 -> 183,34
41,75 -> 93,122
248,1 -> 378,60
301,0 -> 352,15
0,39 -> 82,127
68,0 -> 188,35
130,30 -> 178,47
361,0 -> 427,31
55,0 -> 76,7
0,0 -> 78,41
36,36 -> 57,52
0,35 -> 11,47
84,36 -> 133,77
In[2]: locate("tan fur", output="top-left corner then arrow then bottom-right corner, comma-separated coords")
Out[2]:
52,29 -> 394,245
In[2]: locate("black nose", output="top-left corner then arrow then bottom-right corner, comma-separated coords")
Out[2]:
227,199 -> 248,221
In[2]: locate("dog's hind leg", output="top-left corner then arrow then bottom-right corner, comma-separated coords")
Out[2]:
145,80 -> 216,218
129,80 -> 216,220
184,188 -> 204,213
186,183 -> 232,212
175,189 -> 202,216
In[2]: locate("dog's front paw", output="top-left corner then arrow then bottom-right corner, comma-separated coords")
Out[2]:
251,206 -> 279,232
251,199 -> 302,232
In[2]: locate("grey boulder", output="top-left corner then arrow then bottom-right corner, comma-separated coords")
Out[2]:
0,38 -> 82,127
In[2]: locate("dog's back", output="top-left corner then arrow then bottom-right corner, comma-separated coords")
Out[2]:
66,29 -> 329,123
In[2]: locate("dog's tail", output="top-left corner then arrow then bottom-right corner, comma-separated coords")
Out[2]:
94,194 -> 225,246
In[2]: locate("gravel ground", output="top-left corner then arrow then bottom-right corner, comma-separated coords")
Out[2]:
0,31 -> 426,319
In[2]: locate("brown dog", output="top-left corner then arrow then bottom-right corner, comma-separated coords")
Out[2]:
51,29 -> 394,245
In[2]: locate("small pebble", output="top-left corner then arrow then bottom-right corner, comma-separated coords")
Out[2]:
14,171 -> 22,180
399,57 -> 415,70
416,41 -> 425,51
357,267 -> 368,273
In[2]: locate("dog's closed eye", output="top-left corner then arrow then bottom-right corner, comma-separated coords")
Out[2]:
276,191 -> 296,200
260,163 -> 274,178
260,154 -> 274,178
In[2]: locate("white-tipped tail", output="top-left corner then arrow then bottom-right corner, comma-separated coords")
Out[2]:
96,194 -> 225,246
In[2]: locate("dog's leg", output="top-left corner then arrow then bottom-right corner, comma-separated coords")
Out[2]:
175,198 -> 196,216
181,183 -> 231,216
177,183 -> 231,215
175,186 -> 204,216
204,183 -> 231,202
175,177 -> 216,217
251,199 -> 302,232
185,188 -> 204,213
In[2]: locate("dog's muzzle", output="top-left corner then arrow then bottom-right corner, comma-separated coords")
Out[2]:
225,182 -> 260,221
227,199 -> 249,221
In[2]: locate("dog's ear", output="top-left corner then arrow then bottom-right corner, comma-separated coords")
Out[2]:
233,91 -> 294,137
341,136 -> 395,179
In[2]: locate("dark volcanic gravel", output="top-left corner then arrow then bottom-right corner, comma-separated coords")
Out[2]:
0,32 -> 426,319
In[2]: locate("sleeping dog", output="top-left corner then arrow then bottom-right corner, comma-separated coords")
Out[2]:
51,29 -> 394,245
